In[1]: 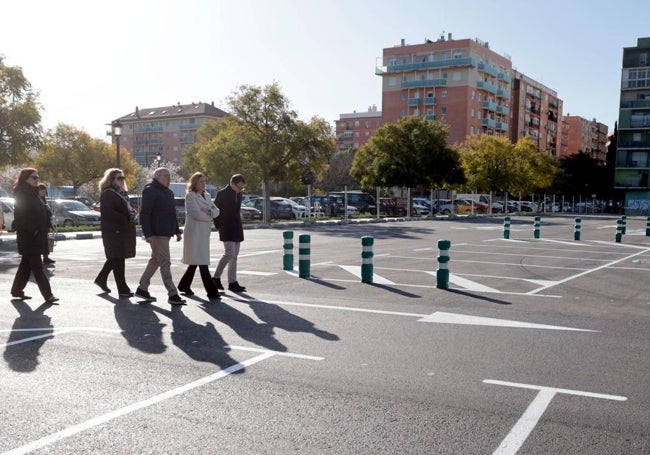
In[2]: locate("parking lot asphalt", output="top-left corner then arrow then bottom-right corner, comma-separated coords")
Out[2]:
1,214 -> 649,454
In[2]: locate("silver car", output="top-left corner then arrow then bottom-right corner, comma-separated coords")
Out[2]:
52,199 -> 101,227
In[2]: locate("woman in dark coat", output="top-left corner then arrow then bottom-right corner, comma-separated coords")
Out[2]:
10,168 -> 59,304
94,168 -> 137,297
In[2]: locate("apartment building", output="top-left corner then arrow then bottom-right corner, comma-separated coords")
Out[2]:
563,115 -> 608,163
510,71 -> 563,157
614,37 -> 650,208
111,101 -> 228,166
334,105 -> 382,150
376,34 -> 513,145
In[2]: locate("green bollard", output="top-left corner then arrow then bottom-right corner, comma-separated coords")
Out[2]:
533,216 -> 541,239
616,219 -> 623,243
436,239 -> 451,289
574,218 -> 581,241
621,215 -> 627,235
283,231 -> 294,271
646,216 -> 650,237
503,216 -> 511,239
361,236 -> 374,284
298,234 -> 311,278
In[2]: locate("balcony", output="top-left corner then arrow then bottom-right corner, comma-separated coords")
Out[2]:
401,79 -> 447,89
496,122 -> 509,132
482,101 -> 497,111
616,159 -> 650,168
423,96 -> 436,105
380,57 -> 476,74
425,114 -> 436,121
620,99 -> 650,109
477,81 -> 498,94
180,122 -> 200,130
618,140 -> 650,148
477,62 -> 499,77
497,89 -> 510,99
134,137 -> 163,145
180,135 -> 195,144
496,105 -> 510,115
407,98 -> 420,106
497,72 -> 511,83
134,125 -> 163,133
482,118 -> 497,128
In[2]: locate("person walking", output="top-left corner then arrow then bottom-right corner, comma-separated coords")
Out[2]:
177,172 -> 221,300
135,168 -> 186,305
10,168 -> 59,304
212,174 -> 247,293
37,184 -> 56,265
94,168 -> 137,297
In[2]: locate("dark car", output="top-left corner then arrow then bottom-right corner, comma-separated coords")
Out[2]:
329,191 -> 377,213
240,204 -> 262,222
244,197 -> 293,219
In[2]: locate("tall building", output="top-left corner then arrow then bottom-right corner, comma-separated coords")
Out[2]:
334,105 -> 382,150
510,71 -> 563,157
111,101 -> 228,166
614,37 -> 650,209
376,34 -> 513,145
563,115 -> 608,162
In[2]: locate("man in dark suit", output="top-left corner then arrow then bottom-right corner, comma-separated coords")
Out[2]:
212,174 -> 247,293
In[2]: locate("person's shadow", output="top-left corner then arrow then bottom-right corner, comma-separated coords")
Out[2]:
3,301 -> 55,372
111,298 -> 167,354
151,305 -> 242,372
200,301 -> 288,353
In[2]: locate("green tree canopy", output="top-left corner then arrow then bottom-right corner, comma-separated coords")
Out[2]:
0,55 -> 42,166
350,116 -> 464,189
459,135 -> 558,194
34,123 -> 139,194
184,83 -> 335,218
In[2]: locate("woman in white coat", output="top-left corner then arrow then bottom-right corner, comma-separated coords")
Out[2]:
177,172 -> 221,300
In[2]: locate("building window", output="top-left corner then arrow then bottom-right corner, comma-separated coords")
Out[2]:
388,77 -> 397,87
441,90 -> 448,98
354,120 -> 359,127
441,107 -> 447,115
452,71 -> 461,81
400,92 -> 407,100
364,121 -> 369,128
471,90 -> 475,100
471,109 -> 475,118
471,127 -> 474,135
641,53 -> 648,66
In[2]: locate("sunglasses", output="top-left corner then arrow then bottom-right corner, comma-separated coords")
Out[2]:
116,176 -> 125,181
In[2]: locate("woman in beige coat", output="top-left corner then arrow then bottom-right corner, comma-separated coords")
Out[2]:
177,172 -> 221,300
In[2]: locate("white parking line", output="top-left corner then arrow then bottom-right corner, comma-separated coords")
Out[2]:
484,379 -> 626,455
2,346 -> 322,455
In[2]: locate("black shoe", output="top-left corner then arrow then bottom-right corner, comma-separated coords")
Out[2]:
212,277 -> 224,290
168,294 -> 187,305
178,287 -> 194,296
135,288 -> 157,302
94,280 -> 111,293
45,296 -> 59,304
119,292 -> 134,298
228,281 -> 247,293
44,258 -> 56,264
207,293 -> 221,301
11,293 -> 32,300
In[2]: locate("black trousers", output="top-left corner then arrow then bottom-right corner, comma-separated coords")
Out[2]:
11,255 -> 53,299
95,258 -> 130,294
178,265 -> 219,297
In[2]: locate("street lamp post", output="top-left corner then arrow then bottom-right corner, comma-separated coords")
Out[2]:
111,120 -> 123,168
155,153 -> 162,168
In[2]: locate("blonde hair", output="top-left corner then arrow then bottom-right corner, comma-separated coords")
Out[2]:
99,168 -> 128,191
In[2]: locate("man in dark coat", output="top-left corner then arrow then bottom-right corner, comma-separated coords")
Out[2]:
10,168 -> 58,304
135,168 -> 186,305
212,174 -> 247,293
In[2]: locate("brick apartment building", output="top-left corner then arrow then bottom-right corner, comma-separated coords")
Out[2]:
111,101 -> 228,167
334,104 -> 382,150
563,115 -> 608,162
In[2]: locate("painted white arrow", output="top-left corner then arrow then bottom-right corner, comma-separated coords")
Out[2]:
418,311 -> 596,332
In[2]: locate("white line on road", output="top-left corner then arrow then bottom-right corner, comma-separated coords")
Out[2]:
419,312 -> 596,332
2,346 -> 321,455
484,379 -> 626,455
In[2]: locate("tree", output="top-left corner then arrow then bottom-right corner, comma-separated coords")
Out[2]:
185,83 -> 335,220
558,151 -> 608,198
458,135 -> 557,195
34,123 -> 139,194
350,116 -> 464,189
323,147 -> 358,192
0,55 -> 43,166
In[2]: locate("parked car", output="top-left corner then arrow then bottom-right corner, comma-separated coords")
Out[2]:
240,204 -> 262,222
52,199 -> 101,227
174,197 -> 186,224
1,197 -> 16,231
272,197 -> 309,218
412,202 -> 430,216
412,197 -> 434,213
62,196 -> 96,211
329,191 -> 377,213
244,197 -> 294,219
550,202 -> 573,212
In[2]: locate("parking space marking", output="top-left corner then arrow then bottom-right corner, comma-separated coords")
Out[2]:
3,346 -> 322,455
419,312 -> 595,331
527,245 -> 650,294
338,265 -> 395,284
447,274 -> 501,293
0,327 -> 123,349
484,379 -> 626,455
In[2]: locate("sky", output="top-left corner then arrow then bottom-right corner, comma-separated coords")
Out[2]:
1,0 -> 649,142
